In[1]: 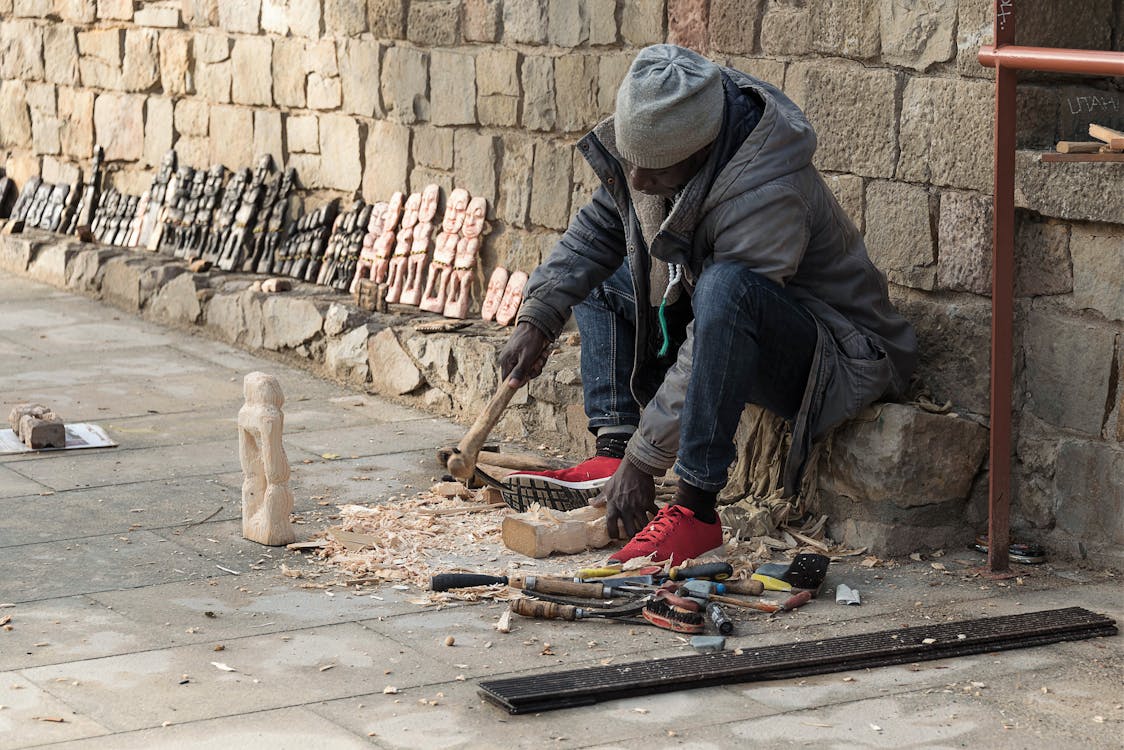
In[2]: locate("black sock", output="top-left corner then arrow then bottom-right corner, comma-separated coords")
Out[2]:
594,433 -> 629,459
675,481 -> 717,524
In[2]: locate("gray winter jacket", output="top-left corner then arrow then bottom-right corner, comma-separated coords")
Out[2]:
517,67 -> 918,494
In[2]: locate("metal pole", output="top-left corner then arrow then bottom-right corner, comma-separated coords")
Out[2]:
978,44 -> 1124,75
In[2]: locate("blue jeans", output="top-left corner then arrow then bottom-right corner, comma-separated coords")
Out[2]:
573,261 -> 817,491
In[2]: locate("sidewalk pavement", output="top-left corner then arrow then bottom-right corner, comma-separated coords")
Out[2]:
1,271 -> 1122,749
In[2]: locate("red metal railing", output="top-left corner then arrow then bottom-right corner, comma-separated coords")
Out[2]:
977,2 -> 1124,572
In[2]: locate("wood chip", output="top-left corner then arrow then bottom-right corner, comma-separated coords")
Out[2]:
495,609 -> 512,633
34,716 -> 66,723
286,540 -> 328,550
0,615 -> 10,627
210,662 -> 237,672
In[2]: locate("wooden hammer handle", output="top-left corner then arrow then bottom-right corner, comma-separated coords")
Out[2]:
447,380 -> 519,481
510,598 -> 578,621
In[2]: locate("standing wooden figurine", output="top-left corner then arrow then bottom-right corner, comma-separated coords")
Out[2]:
419,187 -> 469,313
443,196 -> 489,319
239,372 -> 296,546
400,184 -> 440,306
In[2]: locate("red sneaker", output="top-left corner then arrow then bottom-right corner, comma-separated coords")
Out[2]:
501,455 -> 621,512
609,505 -> 723,566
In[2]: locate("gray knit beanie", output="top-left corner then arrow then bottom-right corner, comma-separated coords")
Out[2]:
615,45 -> 724,169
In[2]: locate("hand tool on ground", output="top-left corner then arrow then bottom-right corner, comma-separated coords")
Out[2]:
446,380 -> 519,486
508,576 -> 656,600
437,445 -> 560,473
698,590 -> 812,614
677,579 -> 763,599
511,597 -> 647,622
431,572 -> 514,591
706,602 -> 734,635
752,553 -> 830,593
577,566 -> 663,580
667,562 -> 733,581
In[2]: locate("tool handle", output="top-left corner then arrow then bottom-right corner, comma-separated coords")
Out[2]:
510,598 -> 577,621
510,577 -> 605,599
447,380 -> 520,481
655,589 -> 702,612
781,590 -> 813,611
708,593 -> 779,613
668,562 -> 733,581
706,602 -> 735,635
721,578 -> 764,596
430,573 -> 508,591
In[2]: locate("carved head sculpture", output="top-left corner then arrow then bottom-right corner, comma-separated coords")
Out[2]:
367,201 -> 388,235
384,191 -> 404,230
401,192 -> 422,228
244,371 -> 284,408
462,196 -> 488,239
419,184 -> 440,223
442,188 -> 470,234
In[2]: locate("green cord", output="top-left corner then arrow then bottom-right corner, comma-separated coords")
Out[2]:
657,298 -> 671,357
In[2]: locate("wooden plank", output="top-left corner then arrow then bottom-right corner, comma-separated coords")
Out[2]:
1040,152 -> 1124,163
1056,141 -> 1106,154
1089,123 -> 1124,150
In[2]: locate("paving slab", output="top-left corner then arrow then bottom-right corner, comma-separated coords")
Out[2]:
0,672 -> 112,746
0,464 -> 54,497
284,419 -> 465,461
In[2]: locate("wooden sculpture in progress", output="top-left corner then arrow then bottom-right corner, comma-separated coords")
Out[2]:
443,195 -> 488,319
385,191 -> 420,304
401,183 -> 440,306
239,372 -> 296,546
419,187 -> 469,313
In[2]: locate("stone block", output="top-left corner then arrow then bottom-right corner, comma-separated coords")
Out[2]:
182,0 -> 218,27
58,87 -> 94,158
100,256 -> 144,310
809,0 -> 880,58
1071,224 -> 1124,322
253,109 -> 283,162
19,412 -> 66,449
260,0 -> 288,33
174,99 -> 208,137
497,134 -> 534,228
408,0 -> 460,45
158,32 -> 193,96
1053,440 -> 1124,545
795,62 -> 899,178
936,189 -> 991,295
41,156 -> 80,185
586,0 -> 617,45
44,25 -> 80,87
232,37 -> 273,107
286,152 -> 321,188
149,271 -> 203,325
325,325 -> 373,385
1017,0 -> 1114,51
476,48 -> 520,126
898,76 -> 993,192
453,130 -> 498,204
555,53 -> 600,133
726,55 -> 785,88
708,0 -> 759,54
307,39 -> 338,75
823,173 -> 864,232
368,328 -> 424,395
77,28 -> 122,90
13,0 -> 49,15
218,0 -> 261,34
521,55 -> 556,132
208,105 -> 254,168
318,114 -> 362,192
878,0 -> 955,71
96,0 -> 132,20
326,0 -> 368,35
1015,151 -> 1124,225
864,180 -> 935,289
504,0 -> 548,44
478,95 -> 519,127
0,235 -> 34,274
430,50 -> 476,126
1056,85 -> 1124,146
58,0 -> 96,23
414,125 -> 453,170
1023,308 -> 1117,436
339,39 -> 382,118
93,93 -> 144,162
381,46 -> 429,124
1014,217 -> 1072,298
363,119 -> 410,202
272,38 -> 306,109
463,0 -> 501,42
529,140 -> 573,230
195,33 -> 230,64
668,0 -> 708,53
195,60 -> 232,104
760,5 -> 811,57
27,93 -> 60,155
286,113 -> 318,153
134,4 -> 182,27
143,96 -> 175,167
307,73 -> 342,110
955,0 -> 992,79
262,296 -> 323,350
26,241 -> 77,286
548,0 -> 588,47
407,166 -> 452,196
621,0 -> 666,46
597,53 -> 633,116
368,0 -> 406,38
122,29 -> 161,92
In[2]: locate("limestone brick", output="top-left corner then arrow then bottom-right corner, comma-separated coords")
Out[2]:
381,46 -> 429,124
261,0 -> 289,34
1015,151 -> 1124,225
232,37 -> 273,107
94,92 -> 145,162
1053,440 -> 1124,545
195,32 -> 230,64
879,0 -> 955,71
1071,225 -> 1124,322
27,84 -> 60,155
414,125 -> 453,170
218,0 -> 261,34
1023,308 -> 1117,436
292,0 -> 325,36
477,48 -> 519,97
760,4 -> 811,57
339,39 -> 382,118
824,173 -> 864,232
96,0 -> 133,20
78,28 -> 122,90
597,53 -> 633,116
897,75 -> 993,192
174,98 -> 209,137
307,39 -> 338,75
621,0 -> 666,46
955,0 -> 992,79
58,0 -> 96,23
122,29 -> 161,92
13,0 -> 49,15
555,53 -> 599,134
1017,0 -> 1113,51
326,0 -> 369,36
497,134 -> 534,228
209,105 -> 254,168
369,329 -> 423,395
726,56 -> 786,88
58,87 -> 94,158
174,135 -> 209,168
318,114 -> 362,191
368,0 -> 406,38
430,50 -> 476,126
548,0 -> 589,47
463,0 -> 501,42
453,129 -> 498,204
521,55 -> 556,132
864,180 -> 935,290
286,113 -> 319,153
1014,217 -> 1072,298
363,118 -> 410,202
307,73 -> 342,110
44,24 -> 80,87
668,0 -> 709,53
253,109 -> 283,162
408,166 -> 452,196
143,96 -> 174,167
936,189 -> 991,295
708,0 -> 760,55
504,0 -> 548,44
479,95 -> 519,128
195,60 -> 232,103
40,156 -> 81,187
158,32 -> 193,96
286,152 -> 322,187
587,0 -> 618,45
133,4 -> 182,27
794,62 -> 899,178
272,38 -> 306,109
809,0 -> 880,58
529,140 -> 573,231
182,0 -> 218,28
408,0 -> 460,46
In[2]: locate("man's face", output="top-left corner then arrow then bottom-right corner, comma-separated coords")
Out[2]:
624,144 -> 712,199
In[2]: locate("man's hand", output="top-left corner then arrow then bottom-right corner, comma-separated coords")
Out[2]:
498,321 -> 552,387
590,459 -> 658,539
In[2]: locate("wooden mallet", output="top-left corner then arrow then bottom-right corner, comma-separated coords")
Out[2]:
446,379 -> 520,483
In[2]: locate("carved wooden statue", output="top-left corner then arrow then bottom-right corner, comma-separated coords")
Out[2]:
443,196 -> 488,319
350,201 -> 388,294
495,270 -> 528,327
400,183 -> 440,306
238,372 -> 296,546
419,187 -> 468,313
481,266 -> 509,322
384,191 -> 420,304
372,191 -> 404,284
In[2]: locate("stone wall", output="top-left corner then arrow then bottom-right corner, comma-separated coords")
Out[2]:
1,0 -> 1122,565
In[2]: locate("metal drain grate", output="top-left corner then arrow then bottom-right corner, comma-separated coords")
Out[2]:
478,607 -> 1117,714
